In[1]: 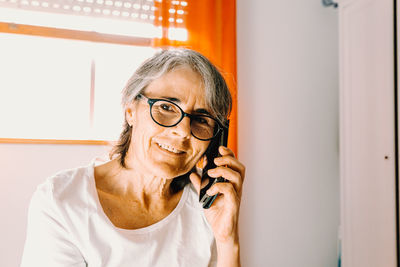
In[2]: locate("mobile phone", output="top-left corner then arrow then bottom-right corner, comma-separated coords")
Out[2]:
199,120 -> 229,209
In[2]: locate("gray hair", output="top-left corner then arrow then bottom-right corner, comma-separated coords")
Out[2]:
110,48 -> 232,168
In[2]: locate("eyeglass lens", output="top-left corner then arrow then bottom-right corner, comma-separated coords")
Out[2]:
151,100 -> 217,140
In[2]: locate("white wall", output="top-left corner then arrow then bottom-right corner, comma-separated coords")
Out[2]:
237,1 -> 339,267
0,143 -> 110,267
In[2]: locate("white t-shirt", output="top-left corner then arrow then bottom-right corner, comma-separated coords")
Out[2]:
21,163 -> 217,267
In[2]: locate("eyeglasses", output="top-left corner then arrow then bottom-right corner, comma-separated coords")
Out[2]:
138,94 -> 223,141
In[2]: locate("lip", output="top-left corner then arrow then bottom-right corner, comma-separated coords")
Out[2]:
154,141 -> 187,156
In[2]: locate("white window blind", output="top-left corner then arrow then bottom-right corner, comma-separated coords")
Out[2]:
0,0 -> 188,39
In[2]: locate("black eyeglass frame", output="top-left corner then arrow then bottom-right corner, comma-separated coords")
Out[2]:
138,94 -> 225,141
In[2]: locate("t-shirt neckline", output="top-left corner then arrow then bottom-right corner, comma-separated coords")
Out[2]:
87,162 -> 190,235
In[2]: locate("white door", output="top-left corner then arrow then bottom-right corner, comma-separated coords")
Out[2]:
339,0 -> 397,266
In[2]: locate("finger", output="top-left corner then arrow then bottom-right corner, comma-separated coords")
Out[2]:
207,167 -> 242,196
206,182 -> 240,208
214,156 -> 246,179
218,146 -> 235,157
189,172 -> 201,194
208,167 -> 240,186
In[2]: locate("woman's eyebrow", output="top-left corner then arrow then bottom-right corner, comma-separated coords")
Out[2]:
161,96 -> 180,103
194,109 -> 211,115
159,96 -> 211,115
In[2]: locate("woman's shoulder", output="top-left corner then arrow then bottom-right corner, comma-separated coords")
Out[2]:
37,164 -> 93,198
31,163 -> 96,216
28,162 -> 98,234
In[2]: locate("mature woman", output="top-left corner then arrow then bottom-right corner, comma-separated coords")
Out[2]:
21,49 -> 245,267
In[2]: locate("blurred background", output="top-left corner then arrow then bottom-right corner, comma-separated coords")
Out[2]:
2,0 -> 392,266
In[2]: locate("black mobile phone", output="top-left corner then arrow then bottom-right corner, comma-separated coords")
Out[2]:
199,120 -> 229,209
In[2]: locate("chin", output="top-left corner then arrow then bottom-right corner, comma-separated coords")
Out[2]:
148,159 -> 192,179
147,142 -> 196,178
146,157 -> 189,179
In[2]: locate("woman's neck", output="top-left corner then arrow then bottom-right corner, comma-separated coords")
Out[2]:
94,158 -> 176,210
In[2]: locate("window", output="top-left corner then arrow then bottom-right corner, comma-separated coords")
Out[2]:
0,32 -> 157,140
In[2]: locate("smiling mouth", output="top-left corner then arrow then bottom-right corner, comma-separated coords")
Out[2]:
156,142 -> 185,154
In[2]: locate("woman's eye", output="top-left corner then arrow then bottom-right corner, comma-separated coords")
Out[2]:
160,103 -> 173,111
194,117 -> 209,125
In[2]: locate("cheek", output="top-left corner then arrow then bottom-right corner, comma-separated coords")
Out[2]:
189,141 -> 209,162
130,115 -> 158,150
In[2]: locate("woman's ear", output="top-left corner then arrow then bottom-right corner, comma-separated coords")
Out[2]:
125,103 -> 135,127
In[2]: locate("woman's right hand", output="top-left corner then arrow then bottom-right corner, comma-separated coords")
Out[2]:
190,146 -> 245,267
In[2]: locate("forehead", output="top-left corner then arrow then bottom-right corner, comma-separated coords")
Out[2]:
144,67 -> 208,109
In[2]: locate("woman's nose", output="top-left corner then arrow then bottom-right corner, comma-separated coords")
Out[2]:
172,116 -> 191,138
